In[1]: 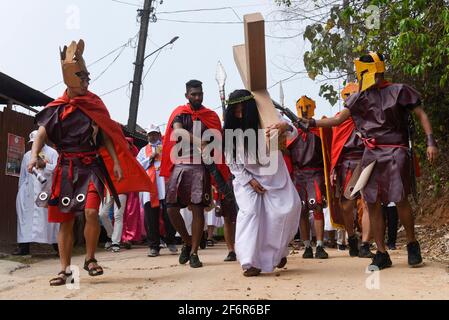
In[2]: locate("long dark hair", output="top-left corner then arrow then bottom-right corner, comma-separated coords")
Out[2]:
223,89 -> 260,163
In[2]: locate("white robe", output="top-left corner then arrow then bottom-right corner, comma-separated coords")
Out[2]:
16,146 -> 59,244
178,206 -> 219,236
230,150 -> 302,273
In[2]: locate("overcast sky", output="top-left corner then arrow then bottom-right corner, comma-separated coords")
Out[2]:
0,0 -> 341,133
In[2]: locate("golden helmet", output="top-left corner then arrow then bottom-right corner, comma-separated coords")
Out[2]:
341,82 -> 359,101
354,52 -> 385,92
296,95 -> 316,119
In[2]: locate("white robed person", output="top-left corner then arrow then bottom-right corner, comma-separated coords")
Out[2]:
223,89 -> 301,277
14,130 -> 59,256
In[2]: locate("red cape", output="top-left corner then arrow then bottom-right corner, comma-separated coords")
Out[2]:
160,104 -> 230,181
47,91 -> 151,194
330,114 -> 356,175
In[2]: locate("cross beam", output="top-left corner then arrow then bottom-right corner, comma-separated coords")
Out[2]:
233,13 -> 279,129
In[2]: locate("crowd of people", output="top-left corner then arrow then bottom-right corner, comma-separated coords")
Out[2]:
17,40 -> 438,285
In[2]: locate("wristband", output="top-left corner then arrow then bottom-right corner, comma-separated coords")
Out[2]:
426,134 -> 437,147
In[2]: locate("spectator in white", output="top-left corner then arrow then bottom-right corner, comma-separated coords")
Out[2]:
137,124 -> 177,257
205,204 -> 224,247
99,190 -> 127,252
14,130 -> 59,255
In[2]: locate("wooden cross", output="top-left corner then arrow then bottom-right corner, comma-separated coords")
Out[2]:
233,13 -> 279,129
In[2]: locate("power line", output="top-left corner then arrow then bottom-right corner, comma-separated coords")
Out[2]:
157,16 -> 322,25
266,31 -> 305,39
157,18 -> 241,25
111,0 -> 142,7
100,82 -> 131,97
158,7 -> 242,21
42,34 -> 138,92
158,7 -> 238,14
142,49 -> 162,82
91,45 -> 127,83
88,34 -> 138,67
268,71 -> 308,89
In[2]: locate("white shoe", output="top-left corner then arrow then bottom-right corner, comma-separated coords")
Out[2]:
167,244 -> 178,254
111,244 -> 120,253
104,241 -> 112,250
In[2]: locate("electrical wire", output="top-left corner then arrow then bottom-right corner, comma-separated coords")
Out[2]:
100,82 -> 131,97
111,0 -> 142,7
42,34 -> 138,92
91,45 -> 127,83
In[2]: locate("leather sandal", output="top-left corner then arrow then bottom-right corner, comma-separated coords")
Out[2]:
84,258 -> 104,277
49,271 -> 73,286
243,267 -> 261,277
277,257 -> 287,268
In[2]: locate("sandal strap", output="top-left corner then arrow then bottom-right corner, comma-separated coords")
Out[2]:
50,272 -> 70,285
84,258 -> 98,267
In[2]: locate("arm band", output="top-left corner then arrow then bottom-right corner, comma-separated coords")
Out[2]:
426,134 -> 437,147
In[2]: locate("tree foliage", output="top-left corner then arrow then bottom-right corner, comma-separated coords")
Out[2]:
277,1 -> 448,133
276,0 -> 449,190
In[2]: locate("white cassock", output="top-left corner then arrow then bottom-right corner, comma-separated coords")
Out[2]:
230,148 -> 302,273
205,207 -> 224,228
16,146 -> 59,244
177,205 -> 222,237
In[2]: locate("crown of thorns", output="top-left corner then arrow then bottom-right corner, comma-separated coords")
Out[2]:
226,94 -> 255,106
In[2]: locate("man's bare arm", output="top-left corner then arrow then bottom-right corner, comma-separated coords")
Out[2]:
413,106 -> 438,163
314,108 -> 351,128
173,122 -> 203,148
101,130 -> 123,181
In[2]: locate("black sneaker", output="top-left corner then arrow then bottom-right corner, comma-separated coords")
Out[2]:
224,251 -> 237,262
302,246 -> 314,259
337,244 -> 347,251
368,251 -> 392,271
189,253 -> 203,268
200,232 -> 207,250
348,235 -> 359,257
12,248 -> 30,256
179,245 -> 192,264
315,246 -> 329,259
407,241 -> 423,267
358,242 -> 374,258
387,243 -> 397,250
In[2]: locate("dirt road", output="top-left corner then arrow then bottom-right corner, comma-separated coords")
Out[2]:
0,243 -> 448,300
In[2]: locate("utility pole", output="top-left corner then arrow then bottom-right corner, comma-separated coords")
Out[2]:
128,0 -> 154,134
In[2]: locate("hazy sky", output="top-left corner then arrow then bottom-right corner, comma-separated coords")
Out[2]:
0,0 -> 341,132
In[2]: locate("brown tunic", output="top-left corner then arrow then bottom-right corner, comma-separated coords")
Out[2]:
345,83 -> 421,204
289,130 -> 326,211
336,130 -> 364,199
35,105 -> 106,214
165,112 -> 211,208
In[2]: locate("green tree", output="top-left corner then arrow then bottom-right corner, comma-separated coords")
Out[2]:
276,0 -> 449,135
276,0 -> 449,194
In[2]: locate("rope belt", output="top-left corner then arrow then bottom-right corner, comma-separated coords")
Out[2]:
361,137 -> 408,150
52,151 -> 98,195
